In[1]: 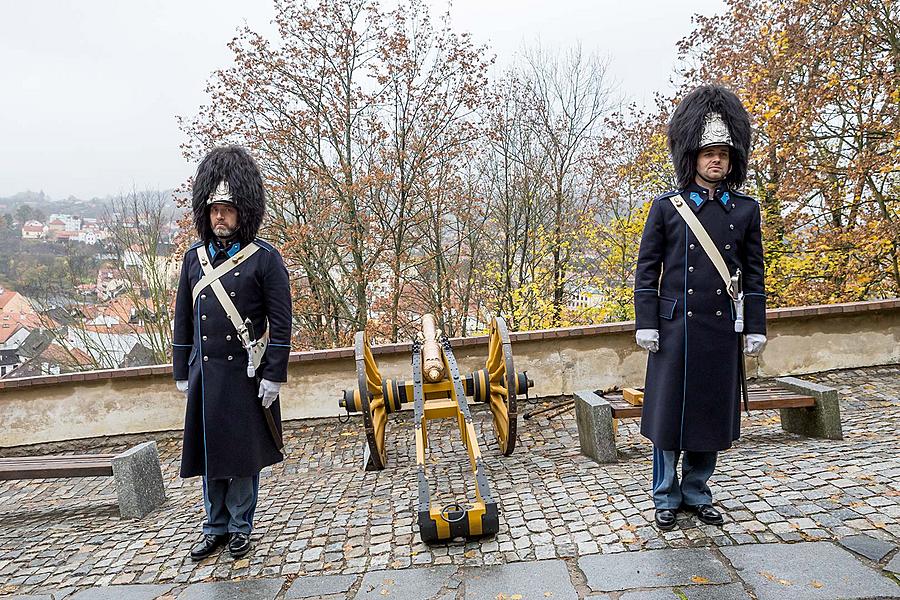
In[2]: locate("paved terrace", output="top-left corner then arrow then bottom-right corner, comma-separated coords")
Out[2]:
1,365 -> 899,599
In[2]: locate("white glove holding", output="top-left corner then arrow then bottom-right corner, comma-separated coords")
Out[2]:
635,329 -> 659,353
258,378 -> 282,409
176,380 -> 188,394
743,334 -> 767,356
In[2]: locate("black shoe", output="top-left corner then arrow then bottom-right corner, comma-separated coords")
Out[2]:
228,532 -> 251,558
686,503 -> 724,525
654,509 -> 678,530
190,533 -> 227,561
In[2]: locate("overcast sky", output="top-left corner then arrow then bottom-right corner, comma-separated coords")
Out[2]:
0,0 -> 725,200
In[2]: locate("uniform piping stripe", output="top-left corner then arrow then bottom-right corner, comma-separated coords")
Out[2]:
680,223 -> 688,448
197,290 -> 209,476
243,474 -> 260,529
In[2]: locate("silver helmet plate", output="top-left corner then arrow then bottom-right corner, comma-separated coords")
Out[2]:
699,112 -> 733,149
206,180 -> 236,206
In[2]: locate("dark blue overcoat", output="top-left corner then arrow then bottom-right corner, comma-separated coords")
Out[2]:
172,239 -> 292,478
634,183 -> 766,452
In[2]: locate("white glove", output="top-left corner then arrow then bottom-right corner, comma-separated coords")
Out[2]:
743,334 -> 767,356
176,380 -> 188,394
258,378 -> 282,409
635,329 -> 659,353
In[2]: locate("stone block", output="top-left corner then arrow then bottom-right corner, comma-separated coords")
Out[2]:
285,574 -> 357,598
356,567 -> 455,600
579,548 -> 731,592
839,533 -> 896,562
111,441 -> 166,519
68,584 -> 174,600
721,541 -> 899,600
462,559 -> 577,600
179,579 -> 283,600
574,390 -> 617,464
616,583 -> 751,599
775,377 -> 843,440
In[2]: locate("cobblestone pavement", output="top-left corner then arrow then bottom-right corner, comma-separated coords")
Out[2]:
1,365 -> 898,599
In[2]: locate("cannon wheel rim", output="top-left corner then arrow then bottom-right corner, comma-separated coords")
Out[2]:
486,316 -> 517,455
356,331 -> 386,469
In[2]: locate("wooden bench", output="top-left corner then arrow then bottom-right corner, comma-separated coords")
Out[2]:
575,377 -> 843,464
0,441 -> 166,519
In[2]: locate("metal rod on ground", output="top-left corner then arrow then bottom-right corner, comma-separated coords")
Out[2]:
523,399 -> 574,420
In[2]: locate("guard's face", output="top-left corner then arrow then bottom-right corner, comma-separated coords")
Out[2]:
209,203 -> 239,238
696,145 -> 731,183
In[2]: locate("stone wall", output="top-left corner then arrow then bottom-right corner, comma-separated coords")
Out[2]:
1,299 -> 898,447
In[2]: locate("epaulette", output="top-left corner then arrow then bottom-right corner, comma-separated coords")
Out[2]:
254,238 -> 275,252
729,189 -> 757,202
653,190 -> 681,202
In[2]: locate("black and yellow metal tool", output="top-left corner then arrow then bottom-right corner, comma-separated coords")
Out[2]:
338,315 -> 533,542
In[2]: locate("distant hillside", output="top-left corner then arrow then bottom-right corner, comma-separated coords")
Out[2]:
0,190 -> 180,220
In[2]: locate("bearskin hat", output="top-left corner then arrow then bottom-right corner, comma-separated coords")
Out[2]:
667,84 -> 751,189
191,145 -> 266,244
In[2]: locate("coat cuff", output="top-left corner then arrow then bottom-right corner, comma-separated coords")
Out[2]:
743,293 -> 767,335
259,344 -> 290,382
634,289 -> 660,330
172,344 -> 192,380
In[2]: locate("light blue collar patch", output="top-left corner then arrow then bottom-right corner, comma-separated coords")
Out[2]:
689,191 -> 704,207
720,191 -> 730,206
209,241 -> 241,258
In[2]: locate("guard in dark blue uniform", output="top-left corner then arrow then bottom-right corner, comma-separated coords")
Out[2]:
172,146 -> 292,559
633,85 -> 767,530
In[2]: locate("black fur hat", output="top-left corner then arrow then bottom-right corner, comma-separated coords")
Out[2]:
191,146 -> 266,244
668,85 -> 751,189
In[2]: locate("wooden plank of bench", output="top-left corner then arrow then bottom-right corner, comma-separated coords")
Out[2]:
603,384 -> 816,419
0,454 -> 117,464
0,455 -> 115,480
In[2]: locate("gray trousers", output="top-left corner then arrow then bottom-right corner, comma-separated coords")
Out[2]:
651,446 -> 717,509
201,475 -> 259,535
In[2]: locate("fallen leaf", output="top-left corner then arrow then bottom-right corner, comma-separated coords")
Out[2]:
811,580 -> 824,589
464,549 -> 477,558
691,576 -> 710,584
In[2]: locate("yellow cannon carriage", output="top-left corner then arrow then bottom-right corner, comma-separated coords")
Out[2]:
339,315 -> 533,542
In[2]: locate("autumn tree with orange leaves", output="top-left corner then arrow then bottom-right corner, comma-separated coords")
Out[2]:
176,0 -> 898,352
678,0 -> 900,305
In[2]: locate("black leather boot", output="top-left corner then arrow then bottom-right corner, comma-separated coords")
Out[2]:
654,509 -> 678,530
686,503 -> 724,525
229,532 -> 252,558
190,533 -> 227,561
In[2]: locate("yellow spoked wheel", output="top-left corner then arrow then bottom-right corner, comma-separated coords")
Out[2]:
355,331 -> 387,470
486,316 -> 517,455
